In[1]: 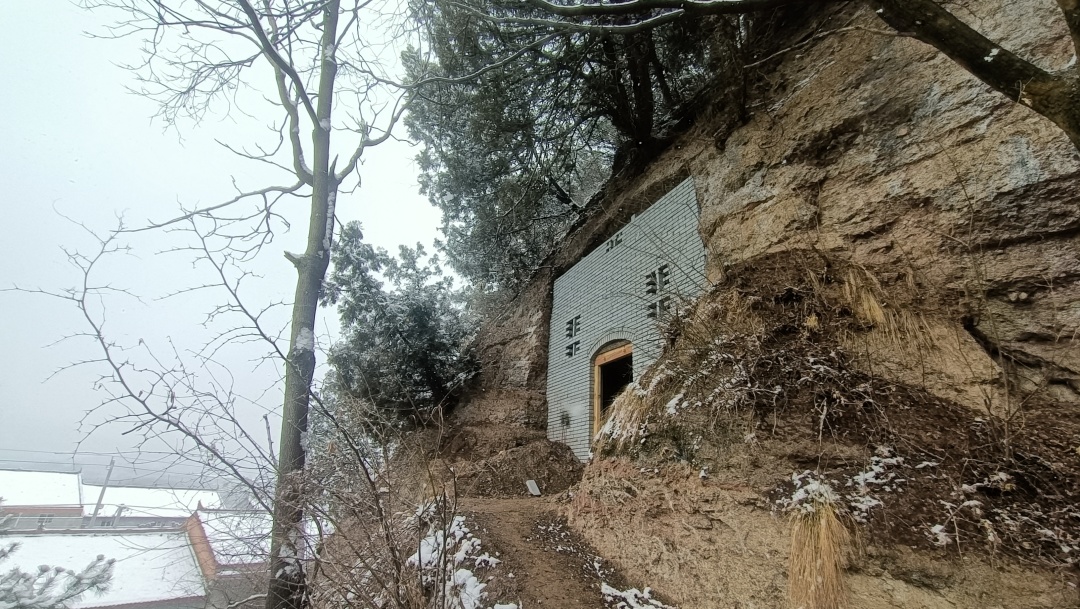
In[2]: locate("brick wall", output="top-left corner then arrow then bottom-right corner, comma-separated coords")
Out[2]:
546,178 -> 707,460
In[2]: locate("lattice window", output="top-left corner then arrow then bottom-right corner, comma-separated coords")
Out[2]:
565,315 -> 581,338
604,231 -> 624,253
646,296 -> 672,319
645,264 -> 671,295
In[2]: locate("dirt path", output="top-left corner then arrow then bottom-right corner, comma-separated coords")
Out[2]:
460,497 -> 608,608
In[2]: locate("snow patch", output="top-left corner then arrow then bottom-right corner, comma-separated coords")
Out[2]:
406,510 -> 513,609
323,191 -> 337,253
778,471 -> 839,514
601,583 -> 674,609
295,327 -> 315,353
929,524 -> 952,546
665,392 -> 684,415
845,452 -> 904,522
984,48 -> 1000,62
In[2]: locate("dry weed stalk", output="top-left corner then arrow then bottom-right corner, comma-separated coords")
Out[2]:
789,494 -> 850,609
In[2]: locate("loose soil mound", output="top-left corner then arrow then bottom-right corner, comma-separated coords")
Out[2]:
441,425 -> 547,462
569,247 -> 1080,607
457,440 -> 583,498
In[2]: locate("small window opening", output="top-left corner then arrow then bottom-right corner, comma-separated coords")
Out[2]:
565,315 -> 581,338
646,296 -> 672,319
592,342 -> 633,433
645,265 -> 671,296
604,232 -> 624,253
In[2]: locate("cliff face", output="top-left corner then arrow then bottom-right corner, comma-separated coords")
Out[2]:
459,1 -> 1080,606
688,0 -> 1080,415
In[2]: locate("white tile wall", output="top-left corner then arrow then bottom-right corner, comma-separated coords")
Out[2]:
546,178 -> 707,460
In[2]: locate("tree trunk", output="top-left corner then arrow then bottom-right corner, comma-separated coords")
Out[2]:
871,0 -> 1080,151
266,3 -> 341,609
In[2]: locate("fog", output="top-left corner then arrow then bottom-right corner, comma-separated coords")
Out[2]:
0,1 -> 441,486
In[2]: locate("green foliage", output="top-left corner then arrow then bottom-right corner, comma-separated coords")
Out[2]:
0,543 -> 114,609
405,0 -> 745,293
323,222 -> 476,428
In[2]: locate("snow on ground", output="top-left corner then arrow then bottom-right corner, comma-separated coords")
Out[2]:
406,505 -> 523,609
776,447 -> 906,522
601,583 -> 674,609
664,393 -> 684,416
0,470 -> 83,506
845,448 -> 904,522
82,485 -> 221,519
3,531 -> 205,607
408,513 -> 488,609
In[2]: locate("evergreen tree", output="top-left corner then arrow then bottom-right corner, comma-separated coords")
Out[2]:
405,0 -> 744,293
322,222 -> 476,427
0,543 -> 114,609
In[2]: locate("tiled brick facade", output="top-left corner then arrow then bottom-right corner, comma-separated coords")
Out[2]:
546,178 -> 707,460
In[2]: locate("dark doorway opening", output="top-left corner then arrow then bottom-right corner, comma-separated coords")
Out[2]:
599,355 -> 633,418
593,342 -> 633,432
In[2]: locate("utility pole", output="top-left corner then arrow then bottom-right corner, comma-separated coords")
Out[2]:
88,457 -> 115,528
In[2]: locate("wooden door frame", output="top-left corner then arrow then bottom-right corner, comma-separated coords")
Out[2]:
592,342 -> 633,434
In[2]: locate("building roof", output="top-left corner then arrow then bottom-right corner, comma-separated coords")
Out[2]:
0,469 -> 83,507
83,485 -> 221,519
2,531 -> 206,607
192,510 -> 272,566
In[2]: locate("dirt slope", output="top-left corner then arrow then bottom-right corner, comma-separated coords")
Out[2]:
460,497 -> 605,608
460,496 -> 672,609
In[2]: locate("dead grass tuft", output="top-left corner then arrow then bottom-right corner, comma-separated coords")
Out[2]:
836,264 -> 935,356
593,388 -> 653,455
841,266 -> 888,328
789,500 -> 851,609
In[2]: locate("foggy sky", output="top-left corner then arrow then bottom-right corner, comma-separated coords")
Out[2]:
0,1 -> 442,485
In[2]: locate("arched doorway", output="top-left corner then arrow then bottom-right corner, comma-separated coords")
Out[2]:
592,340 -> 633,434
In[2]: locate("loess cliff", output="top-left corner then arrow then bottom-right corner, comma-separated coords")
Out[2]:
443,1 -> 1080,607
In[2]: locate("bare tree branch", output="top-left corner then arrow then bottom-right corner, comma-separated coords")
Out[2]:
521,0 -> 811,18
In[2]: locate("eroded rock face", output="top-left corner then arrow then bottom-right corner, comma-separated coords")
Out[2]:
686,1 -> 1080,415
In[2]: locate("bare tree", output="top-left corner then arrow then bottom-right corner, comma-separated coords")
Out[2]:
65,1 -> 420,608
3,219 -> 469,609
506,0 -> 1080,150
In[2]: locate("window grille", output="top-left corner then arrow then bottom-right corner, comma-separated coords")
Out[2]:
645,264 -> 671,296
604,232 -> 623,253
565,315 -> 581,338
646,296 -> 672,319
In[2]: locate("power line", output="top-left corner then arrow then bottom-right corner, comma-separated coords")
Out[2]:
0,458 -> 204,475
0,447 -> 189,457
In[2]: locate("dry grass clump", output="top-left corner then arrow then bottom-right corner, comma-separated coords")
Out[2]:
593,388 -> 653,454
840,266 -> 888,328
834,264 -> 934,355
591,290 -> 765,458
789,492 -> 851,609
